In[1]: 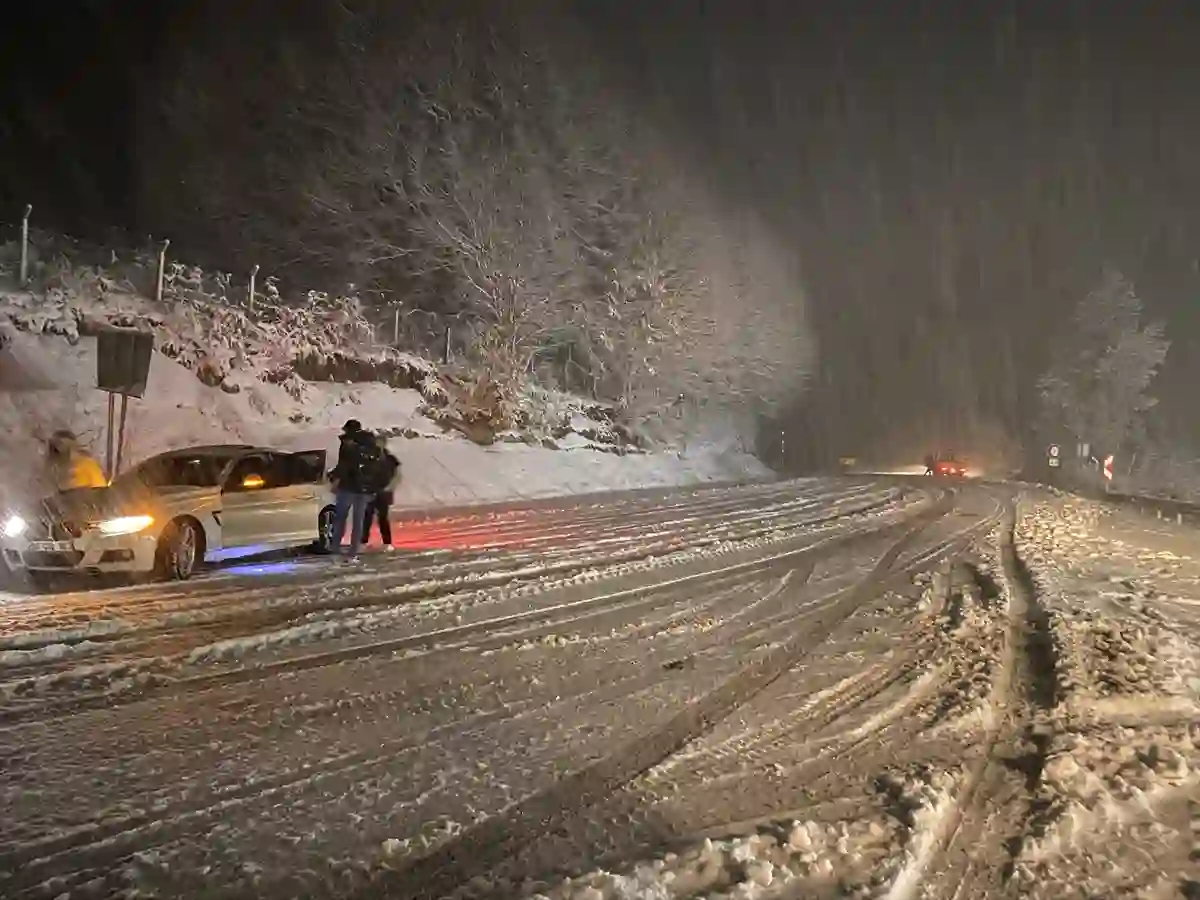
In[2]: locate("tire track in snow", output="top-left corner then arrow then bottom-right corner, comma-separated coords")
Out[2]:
0,491 -> 929,726
0,485 -> 905,685
0,480 -> 888,640
435,496 -> 1007,897
353,497 -> 953,900
0,481 -> 943,899
0,562 -> 786,784
0,570 -> 784,787
0,665 -> 731,893
0,507 -> 932,883
642,494 -> 1007,801
890,497 -> 1060,900
0,564 -> 848,896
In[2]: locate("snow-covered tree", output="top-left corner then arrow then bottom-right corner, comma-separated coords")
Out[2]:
1037,266 -> 1169,456
137,3 -> 813,441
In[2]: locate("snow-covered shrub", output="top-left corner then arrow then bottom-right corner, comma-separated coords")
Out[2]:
0,230 -> 430,397
418,371 -> 524,444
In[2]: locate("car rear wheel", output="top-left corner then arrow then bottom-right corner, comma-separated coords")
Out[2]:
315,505 -> 337,553
156,518 -> 202,581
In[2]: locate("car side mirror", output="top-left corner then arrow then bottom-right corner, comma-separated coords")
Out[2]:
241,474 -> 265,489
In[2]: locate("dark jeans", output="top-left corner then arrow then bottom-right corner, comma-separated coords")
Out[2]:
363,491 -> 393,546
332,490 -> 370,556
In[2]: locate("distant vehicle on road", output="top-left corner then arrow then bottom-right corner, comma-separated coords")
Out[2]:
931,452 -> 967,478
1,444 -> 335,583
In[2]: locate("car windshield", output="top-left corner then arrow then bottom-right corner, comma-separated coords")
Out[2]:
120,453 -> 237,489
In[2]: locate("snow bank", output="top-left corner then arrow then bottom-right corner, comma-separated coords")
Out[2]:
0,331 -> 771,509
1008,495 -> 1200,895
1015,499 -> 1200,717
511,765 -> 958,900
516,819 -> 899,900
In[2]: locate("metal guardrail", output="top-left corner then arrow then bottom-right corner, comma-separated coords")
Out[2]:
1096,490 -> 1200,526
1000,469 -> 1200,528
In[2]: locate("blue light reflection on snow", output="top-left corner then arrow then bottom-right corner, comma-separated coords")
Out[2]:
206,543 -> 309,577
206,543 -> 277,563
221,559 -> 304,577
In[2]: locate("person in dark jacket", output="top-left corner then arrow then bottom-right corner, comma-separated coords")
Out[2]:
328,419 -> 380,560
362,434 -> 401,550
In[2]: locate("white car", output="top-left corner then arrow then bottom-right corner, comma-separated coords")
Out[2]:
1,444 -> 337,582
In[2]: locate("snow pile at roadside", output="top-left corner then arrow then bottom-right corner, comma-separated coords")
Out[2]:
515,820 -> 892,900
1015,499 -> 1200,719
1013,723 -> 1197,897
513,767 -> 957,900
1008,495 -> 1200,896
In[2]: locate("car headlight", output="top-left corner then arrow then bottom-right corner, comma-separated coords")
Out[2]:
95,515 -> 155,536
2,515 -> 27,539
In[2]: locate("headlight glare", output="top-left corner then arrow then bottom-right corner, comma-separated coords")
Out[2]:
96,515 -> 154,536
2,515 -> 27,539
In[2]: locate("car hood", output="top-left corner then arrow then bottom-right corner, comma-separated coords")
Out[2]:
46,484 -> 218,523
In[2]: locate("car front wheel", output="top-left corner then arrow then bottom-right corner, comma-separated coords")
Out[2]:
156,518 -> 202,581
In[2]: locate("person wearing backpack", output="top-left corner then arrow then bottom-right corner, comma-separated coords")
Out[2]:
327,419 -> 381,561
362,433 -> 401,550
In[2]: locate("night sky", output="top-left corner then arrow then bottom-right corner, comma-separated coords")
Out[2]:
4,1 -> 1200,464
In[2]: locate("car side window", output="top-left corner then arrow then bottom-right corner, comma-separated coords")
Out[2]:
223,455 -> 274,493
283,451 -> 325,485
264,453 -> 297,488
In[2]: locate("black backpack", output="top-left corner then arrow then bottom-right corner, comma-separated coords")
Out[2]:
343,433 -> 383,490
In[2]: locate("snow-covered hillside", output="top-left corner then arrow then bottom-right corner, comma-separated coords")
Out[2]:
0,328 -> 770,511
0,232 -> 773,508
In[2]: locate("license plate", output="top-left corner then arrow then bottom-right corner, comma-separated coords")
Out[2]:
27,541 -> 74,552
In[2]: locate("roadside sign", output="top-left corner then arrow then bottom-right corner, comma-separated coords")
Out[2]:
1103,454 -> 1114,481
1048,457 -> 1061,468
1048,444 -> 1060,458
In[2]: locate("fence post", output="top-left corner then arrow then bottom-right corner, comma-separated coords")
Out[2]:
19,204 -> 32,286
155,239 -> 170,304
393,306 -> 400,345
443,325 -> 451,364
248,264 -> 259,311
105,392 -> 116,481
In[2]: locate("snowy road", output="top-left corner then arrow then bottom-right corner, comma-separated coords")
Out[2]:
0,480 -> 1195,899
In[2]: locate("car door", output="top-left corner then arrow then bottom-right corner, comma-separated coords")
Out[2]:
268,450 -> 327,543
219,454 -> 288,548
